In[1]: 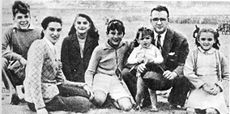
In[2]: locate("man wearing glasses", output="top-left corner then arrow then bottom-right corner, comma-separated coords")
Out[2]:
123,5 -> 191,110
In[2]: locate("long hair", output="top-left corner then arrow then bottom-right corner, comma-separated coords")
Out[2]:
193,27 -> 220,50
68,13 -> 99,40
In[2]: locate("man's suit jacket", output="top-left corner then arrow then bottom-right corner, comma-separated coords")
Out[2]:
156,28 -> 189,77
61,34 -> 98,82
24,39 -> 65,110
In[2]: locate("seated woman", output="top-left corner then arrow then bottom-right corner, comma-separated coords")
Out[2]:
60,13 -> 99,98
85,19 -> 134,111
184,27 -> 229,114
61,13 -> 99,83
24,16 -> 93,114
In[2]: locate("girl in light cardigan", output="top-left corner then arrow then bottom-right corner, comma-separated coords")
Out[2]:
184,27 -> 229,114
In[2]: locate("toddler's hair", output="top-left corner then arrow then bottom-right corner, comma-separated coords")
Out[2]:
133,27 -> 154,47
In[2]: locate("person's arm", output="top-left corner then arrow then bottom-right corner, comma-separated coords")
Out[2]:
26,41 -> 46,110
2,28 -> 25,61
127,48 -> 139,65
215,52 -> 229,92
60,38 -> 72,79
84,46 -> 101,87
183,50 -> 205,89
173,38 -> 189,77
148,46 -> 163,64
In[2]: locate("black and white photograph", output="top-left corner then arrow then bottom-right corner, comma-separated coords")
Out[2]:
2,0 -> 230,114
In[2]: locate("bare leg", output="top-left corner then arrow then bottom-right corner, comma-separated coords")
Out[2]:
148,88 -> 158,112
135,76 -> 145,110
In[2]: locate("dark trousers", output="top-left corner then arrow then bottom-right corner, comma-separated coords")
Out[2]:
122,68 -> 191,107
27,84 -> 93,113
2,58 -> 24,89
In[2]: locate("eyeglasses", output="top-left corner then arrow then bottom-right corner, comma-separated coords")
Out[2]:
200,38 -> 213,41
151,18 -> 167,22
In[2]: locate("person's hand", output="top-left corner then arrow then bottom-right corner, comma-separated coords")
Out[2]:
83,84 -> 94,100
203,83 -> 220,95
37,108 -> 48,114
163,70 -> 177,80
136,63 -> 146,73
19,57 -> 27,67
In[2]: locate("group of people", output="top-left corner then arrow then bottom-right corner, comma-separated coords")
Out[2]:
2,1 -> 229,114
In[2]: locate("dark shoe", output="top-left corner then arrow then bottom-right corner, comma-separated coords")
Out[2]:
10,93 -> 20,105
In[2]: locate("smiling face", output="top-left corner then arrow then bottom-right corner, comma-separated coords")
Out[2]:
198,32 -> 215,51
44,22 -> 62,44
107,29 -> 124,46
14,12 -> 31,30
74,16 -> 90,35
150,11 -> 168,34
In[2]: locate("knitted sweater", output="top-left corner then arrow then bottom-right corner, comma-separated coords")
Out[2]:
2,26 -> 41,61
85,41 -> 130,86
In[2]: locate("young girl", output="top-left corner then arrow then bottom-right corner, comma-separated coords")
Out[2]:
127,27 -> 163,111
184,27 -> 229,114
84,19 -> 134,111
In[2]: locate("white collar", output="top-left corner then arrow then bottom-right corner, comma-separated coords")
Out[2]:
153,30 -> 167,46
198,46 -> 216,54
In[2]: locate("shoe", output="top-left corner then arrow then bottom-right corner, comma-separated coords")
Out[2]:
150,106 -> 159,112
170,104 -> 185,110
186,107 -> 196,114
134,105 -> 141,111
10,93 -> 20,105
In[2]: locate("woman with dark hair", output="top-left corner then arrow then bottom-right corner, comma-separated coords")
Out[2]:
24,16 -> 93,114
61,13 -> 99,83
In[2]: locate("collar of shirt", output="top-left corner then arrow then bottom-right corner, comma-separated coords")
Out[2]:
137,44 -> 153,50
153,30 -> 167,46
13,23 -> 35,30
103,41 -> 126,50
44,37 -> 57,56
198,46 -> 216,54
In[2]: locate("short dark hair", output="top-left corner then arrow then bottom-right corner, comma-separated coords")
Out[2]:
41,16 -> 62,30
106,19 -> 125,35
12,1 -> 30,17
41,16 -> 62,38
150,5 -> 169,17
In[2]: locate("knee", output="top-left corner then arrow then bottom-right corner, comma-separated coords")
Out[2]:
206,108 -> 219,114
121,68 -> 131,78
117,97 -> 133,111
93,90 -> 107,107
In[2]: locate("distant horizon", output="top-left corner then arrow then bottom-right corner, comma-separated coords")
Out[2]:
2,0 -> 230,16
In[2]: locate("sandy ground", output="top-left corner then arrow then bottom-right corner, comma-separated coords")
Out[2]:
2,86 -> 188,114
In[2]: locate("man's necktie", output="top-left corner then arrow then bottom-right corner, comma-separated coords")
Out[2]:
157,34 -> 161,49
